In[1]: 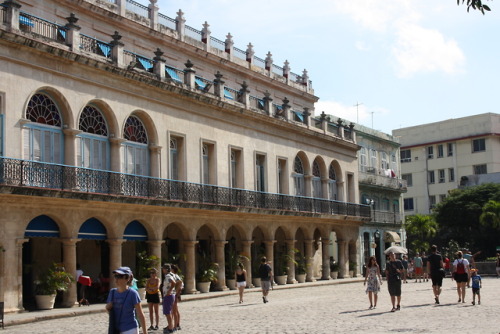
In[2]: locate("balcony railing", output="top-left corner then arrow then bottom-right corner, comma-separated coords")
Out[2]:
358,169 -> 407,192
0,157 -> 370,218
372,210 -> 402,225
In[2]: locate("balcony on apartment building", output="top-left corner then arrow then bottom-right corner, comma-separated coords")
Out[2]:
358,166 -> 407,192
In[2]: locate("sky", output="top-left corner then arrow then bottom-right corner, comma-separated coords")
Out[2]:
155,0 -> 500,135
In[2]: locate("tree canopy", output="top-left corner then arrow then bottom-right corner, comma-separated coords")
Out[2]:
433,183 -> 500,257
459,0 -> 492,14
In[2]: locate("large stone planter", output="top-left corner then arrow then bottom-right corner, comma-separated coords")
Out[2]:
35,294 -> 56,310
196,281 -> 211,293
226,279 -> 236,290
330,271 -> 338,279
296,274 -> 306,283
252,278 -> 261,287
275,275 -> 287,285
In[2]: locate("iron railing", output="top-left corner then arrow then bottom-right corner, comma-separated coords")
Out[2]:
372,210 -> 402,225
125,0 -> 150,18
0,157 -> 371,218
19,12 -> 67,44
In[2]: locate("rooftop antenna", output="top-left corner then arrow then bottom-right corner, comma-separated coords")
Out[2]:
354,102 -> 363,123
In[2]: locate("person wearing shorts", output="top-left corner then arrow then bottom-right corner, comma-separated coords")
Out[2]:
235,262 -> 247,304
259,257 -> 272,303
427,245 -> 444,304
452,251 -> 470,303
162,264 -> 176,333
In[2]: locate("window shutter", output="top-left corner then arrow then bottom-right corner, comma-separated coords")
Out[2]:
23,128 -> 31,160
76,137 -> 82,167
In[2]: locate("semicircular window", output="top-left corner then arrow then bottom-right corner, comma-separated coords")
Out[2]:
26,93 -> 62,127
23,93 -> 63,163
79,106 -> 108,136
124,115 -> 148,144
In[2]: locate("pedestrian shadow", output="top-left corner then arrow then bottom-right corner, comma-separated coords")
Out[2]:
339,309 -> 373,315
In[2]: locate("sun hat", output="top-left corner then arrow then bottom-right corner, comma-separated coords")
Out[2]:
113,266 -> 132,275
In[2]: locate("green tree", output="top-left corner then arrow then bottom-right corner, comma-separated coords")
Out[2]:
480,200 -> 500,229
434,183 -> 500,257
459,0 -> 492,14
404,214 -> 438,253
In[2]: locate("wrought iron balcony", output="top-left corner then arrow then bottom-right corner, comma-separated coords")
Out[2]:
371,210 -> 403,225
358,168 -> 407,192
0,157 -> 371,218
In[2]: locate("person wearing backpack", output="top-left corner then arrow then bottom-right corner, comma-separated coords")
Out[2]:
452,251 -> 470,303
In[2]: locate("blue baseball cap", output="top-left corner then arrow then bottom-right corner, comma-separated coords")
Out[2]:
113,266 -> 132,276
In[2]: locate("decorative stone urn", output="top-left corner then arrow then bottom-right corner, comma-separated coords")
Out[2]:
252,278 -> 261,287
196,281 -> 211,293
274,275 -> 287,285
35,294 -> 56,310
296,274 -> 306,283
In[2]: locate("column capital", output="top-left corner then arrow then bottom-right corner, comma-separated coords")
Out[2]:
263,240 -> 276,246
60,238 -> 81,246
147,239 -> 165,247
241,240 -> 254,246
16,238 -> 29,246
321,239 -> 331,245
214,240 -> 228,246
107,238 -> 126,246
183,240 -> 199,247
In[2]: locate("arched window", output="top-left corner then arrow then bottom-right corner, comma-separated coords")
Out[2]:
293,156 -> 305,196
23,93 -> 63,163
122,115 -> 149,176
77,105 -> 109,170
312,160 -> 322,198
328,163 -> 338,200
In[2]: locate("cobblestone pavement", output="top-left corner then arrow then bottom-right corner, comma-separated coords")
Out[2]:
4,277 -> 500,333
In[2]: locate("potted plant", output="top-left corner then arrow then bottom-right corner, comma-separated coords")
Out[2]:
295,251 -> 308,283
330,262 -> 339,279
34,263 -> 75,310
196,253 -> 218,293
274,251 -> 297,285
136,251 -> 160,299
349,262 -> 357,278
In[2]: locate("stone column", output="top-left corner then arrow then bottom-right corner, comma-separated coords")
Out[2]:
65,13 -> 81,52
281,97 -> 291,121
4,0 -> 21,32
153,48 -> 166,81
321,239 -> 331,280
286,240 -> 297,284
303,108 -> 311,128
224,33 -> 234,61
149,144 -> 162,178
147,239 -> 164,270
109,138 -> 125,173
246,43 -> 255,67
183,240 -> 198,294
265,51 -> 273,74
336,118 -> 345,139
304,239 -> 315,282
241,240 -> 253,287
263,91 -> 273,116
107,239 -> 125,288
148,0 -> 159,30
201,21 -> 211,51
263,241 -> 275,274
320,111 -> 328,133
183,59 -> 196,89
110,31 -> 125,68
239,81 -> 250,108
61,238 -> 80,307
116,0 -> 126,16
213,71 -> 224,98
338,240 -> 348,278
63,128 -> 81,167
14,239 -> 29,312
176,10 -> 185,42
214,240 -> 228,290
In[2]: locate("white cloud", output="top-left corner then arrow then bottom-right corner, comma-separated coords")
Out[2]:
392,24 -> 466,77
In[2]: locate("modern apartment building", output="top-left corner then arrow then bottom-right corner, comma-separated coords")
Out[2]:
393,113 -> 500,215
0,0 -> 370,312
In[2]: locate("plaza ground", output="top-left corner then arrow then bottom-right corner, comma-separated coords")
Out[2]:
3,276 -> 499,333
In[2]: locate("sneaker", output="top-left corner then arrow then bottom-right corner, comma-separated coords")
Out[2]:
154,326 -> 159,330
176,326 -> 182,331
149,326 -> 155,331
369,305 -> 373,309
262,296 -> 266,303
396,305 -> 400,311
472,301 -> 475,305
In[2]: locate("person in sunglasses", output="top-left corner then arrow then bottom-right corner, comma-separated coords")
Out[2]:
106,267 -> 147,334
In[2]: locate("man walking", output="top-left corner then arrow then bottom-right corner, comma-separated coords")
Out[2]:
259,256 -> 273,303
385,252 -> 403,312
427,245 -> 444,304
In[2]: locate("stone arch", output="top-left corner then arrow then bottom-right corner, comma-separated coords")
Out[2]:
126,109 -> 159,146
23,87 -> 74,128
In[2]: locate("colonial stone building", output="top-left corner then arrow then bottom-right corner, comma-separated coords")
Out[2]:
0,0 -> 370,312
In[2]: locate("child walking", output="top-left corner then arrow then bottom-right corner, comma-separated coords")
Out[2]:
470,269 -> 482,305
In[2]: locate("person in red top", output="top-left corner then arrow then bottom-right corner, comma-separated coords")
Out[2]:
443,257 -> 450,276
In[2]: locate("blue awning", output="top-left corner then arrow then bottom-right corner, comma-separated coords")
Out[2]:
25,215 -> 60,238
224,87 -> 234,100
166,67 -> 183,83
258,99 -> 265,109
123,220 -> 148,241
137,56 -> 153,71
20,15 -> 35,27
97,42 -> 111,57
195,77 -> 206,89
78,218 -> 107,240
293,110 -> 304,122
58,28 -> 67,39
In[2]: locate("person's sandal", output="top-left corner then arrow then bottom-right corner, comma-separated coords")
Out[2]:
391,307 -> 396,312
